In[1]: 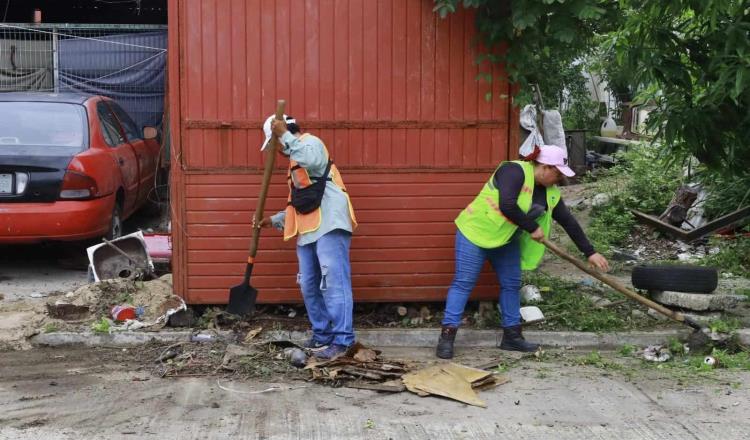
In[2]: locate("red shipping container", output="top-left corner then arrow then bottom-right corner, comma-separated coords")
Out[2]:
168,0 -> 518,304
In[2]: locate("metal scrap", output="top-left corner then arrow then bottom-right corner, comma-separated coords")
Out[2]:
632,206 -> 750,242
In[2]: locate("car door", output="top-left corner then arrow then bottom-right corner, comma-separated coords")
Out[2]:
106,101 -> 157,207
96,100 -> 139,215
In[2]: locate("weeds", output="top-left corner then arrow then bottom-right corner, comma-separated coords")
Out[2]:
667,338 -> 688,355
523,272 -> 640,332
575,351 -> 622,370
43,323 -> 59,334
91,317 -> 112,334
708,318 -> 741,334
619,344 -> 636,356
700,235 -> 750,278
587,145 -> 682,252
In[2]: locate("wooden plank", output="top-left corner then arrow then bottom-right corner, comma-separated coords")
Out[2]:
186,235 -> 457,250
186,208 -> 461,224
187,247 -> 458,263
185,171 -> 488,184
305,0 -> 320,120
187,285 -> 499,304
187,222 -> 456,238
187,272 -> 497,286
185,195 -> 472,211
185,182 -> 483,198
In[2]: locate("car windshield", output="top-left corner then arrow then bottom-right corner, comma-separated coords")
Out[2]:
0,102 -> 86,150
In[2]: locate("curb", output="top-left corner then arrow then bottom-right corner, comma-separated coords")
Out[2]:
29,327 -> 736,350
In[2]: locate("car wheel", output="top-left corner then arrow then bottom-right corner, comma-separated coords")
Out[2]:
106,203 -> 123,240
631,265 -> 718,293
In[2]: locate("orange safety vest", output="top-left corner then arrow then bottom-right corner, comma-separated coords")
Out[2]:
283,134 -> 357,241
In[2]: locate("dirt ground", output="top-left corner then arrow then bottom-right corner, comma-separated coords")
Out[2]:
1,345 -> 749,440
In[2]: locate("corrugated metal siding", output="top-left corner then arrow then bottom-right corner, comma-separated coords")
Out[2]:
169,0 -> 517,304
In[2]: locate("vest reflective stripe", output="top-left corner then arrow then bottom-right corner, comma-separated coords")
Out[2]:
282,135 -> 357,241
454,160 -> 561,270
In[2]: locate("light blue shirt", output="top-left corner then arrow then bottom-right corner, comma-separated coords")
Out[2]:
270,131 -> 354,246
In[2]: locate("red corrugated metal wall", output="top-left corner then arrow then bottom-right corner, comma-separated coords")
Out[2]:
169,0 -> 518,304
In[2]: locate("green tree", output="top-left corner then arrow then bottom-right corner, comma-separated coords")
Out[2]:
435,0 -> 750,175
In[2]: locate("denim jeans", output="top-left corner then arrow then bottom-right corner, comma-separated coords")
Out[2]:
296,229 -> 355,346
442,229 -> 522,328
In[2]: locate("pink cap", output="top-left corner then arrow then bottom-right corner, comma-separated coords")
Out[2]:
537,144 -> 575,177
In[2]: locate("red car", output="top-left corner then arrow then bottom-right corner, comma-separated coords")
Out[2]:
0,93 -> 160,243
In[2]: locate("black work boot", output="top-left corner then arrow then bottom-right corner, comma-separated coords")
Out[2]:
499,325 -> 539,352
436,326 -> 458,359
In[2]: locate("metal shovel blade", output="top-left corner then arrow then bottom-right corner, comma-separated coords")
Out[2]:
227,262 -> 258,317
227,280 -> 258,317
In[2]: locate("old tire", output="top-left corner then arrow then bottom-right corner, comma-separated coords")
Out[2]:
631,265 -> 718,293
106,203 -> 123,240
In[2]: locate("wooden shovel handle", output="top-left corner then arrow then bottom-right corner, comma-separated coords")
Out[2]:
540,237 -> 687,323
249,100 -> 286,258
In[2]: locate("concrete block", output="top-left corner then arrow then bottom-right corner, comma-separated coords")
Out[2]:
651,291 -> 746,312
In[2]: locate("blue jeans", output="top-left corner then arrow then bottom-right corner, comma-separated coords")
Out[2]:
296,229 -> 355,346
442,230 -> 522,328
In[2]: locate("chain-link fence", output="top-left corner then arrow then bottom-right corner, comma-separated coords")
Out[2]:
0,23 -> 167,130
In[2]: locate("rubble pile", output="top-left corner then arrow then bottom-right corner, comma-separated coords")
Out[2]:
45,274 -> 184,329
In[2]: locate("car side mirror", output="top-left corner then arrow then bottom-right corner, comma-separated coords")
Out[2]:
143,126 -> 158,140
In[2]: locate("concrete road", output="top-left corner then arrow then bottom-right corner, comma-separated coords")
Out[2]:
0,243 -> 89,301
1,346 -> 748,440
0,209 -> 163,301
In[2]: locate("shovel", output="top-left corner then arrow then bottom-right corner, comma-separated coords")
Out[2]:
540,237 -> 708,333
227,99 -> 286,317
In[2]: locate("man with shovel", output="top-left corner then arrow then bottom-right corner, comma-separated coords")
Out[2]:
254,115 -> 358,360
436,145 -> 610,359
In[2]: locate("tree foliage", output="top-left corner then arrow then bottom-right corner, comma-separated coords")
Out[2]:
609,1 -> 750,172
435,0 -> 750,174
433,0 -> 621,104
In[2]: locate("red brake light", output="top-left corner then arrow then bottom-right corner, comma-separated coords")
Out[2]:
60,171 -> 98,200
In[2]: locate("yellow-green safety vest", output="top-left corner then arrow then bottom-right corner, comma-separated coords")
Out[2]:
454,160 -> 561,270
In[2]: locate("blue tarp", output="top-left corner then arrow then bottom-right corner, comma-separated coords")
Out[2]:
58,31 -> 166,131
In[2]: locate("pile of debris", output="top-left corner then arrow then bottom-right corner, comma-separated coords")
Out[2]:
45,274 -> 185,331
147,334 -> 508,407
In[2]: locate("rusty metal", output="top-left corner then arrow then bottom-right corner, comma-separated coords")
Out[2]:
632,206 -> 750,242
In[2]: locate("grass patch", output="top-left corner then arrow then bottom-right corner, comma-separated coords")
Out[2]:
91,317 -> 112,334
586,145 -> 682,253
43,323 -> 59,333
619,344 -> 636,356
700,235 -> 750,278
707,318 -> 742,334
575,350 -> 622,370
522,272 -> 648,332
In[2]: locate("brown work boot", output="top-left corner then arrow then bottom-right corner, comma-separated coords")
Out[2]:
499,325 -> 539,352
436,325 -> 458,359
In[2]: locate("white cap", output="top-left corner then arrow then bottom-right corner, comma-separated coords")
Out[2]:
260,114 -> 296,151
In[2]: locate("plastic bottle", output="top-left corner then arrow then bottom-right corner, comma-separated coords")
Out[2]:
190,333 -> 215,343
600,116 -> 618,137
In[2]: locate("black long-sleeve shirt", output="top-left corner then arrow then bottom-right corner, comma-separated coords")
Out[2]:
493,162 -> 596,257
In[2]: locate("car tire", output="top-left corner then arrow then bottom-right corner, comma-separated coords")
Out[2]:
106,203 -> 123,240
631,265 -> 718,293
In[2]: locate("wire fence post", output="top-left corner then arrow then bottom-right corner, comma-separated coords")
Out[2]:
52,28 -> 59,93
